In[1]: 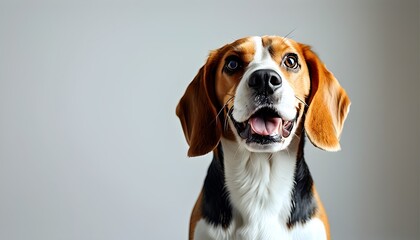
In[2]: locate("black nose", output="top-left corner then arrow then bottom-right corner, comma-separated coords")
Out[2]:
248,69 -> 282,95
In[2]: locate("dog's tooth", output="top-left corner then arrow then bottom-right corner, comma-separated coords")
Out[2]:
277,118 -> 283,137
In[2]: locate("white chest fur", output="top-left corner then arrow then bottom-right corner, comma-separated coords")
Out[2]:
194,217 -> 327,240
221,138 -> 297,240
193,137 -> 327,240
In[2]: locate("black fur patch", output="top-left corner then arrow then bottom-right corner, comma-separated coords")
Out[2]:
200,139 -> 317,229
201,144 -> 232,228
288,137 -> 317,227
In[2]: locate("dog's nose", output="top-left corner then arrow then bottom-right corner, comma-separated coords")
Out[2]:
248,69 -> 282,95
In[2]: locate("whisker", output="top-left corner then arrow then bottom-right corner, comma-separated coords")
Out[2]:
292,131 -> 301,141
224,107 -> 234,132
224,115 -> 229,132
281,28 -> 297,45
286,148 -> 291,159
268,153 -> 274,164
233,142 -> 243,164
215,95 -> 235,121
295,96 -> 308,107
293,119 -> 306,137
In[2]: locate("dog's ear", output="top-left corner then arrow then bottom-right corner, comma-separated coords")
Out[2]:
301,45 -> 351,151
176,52 -> 222,157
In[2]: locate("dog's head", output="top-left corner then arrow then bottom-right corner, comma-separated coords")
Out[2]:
177,36 -> 350,157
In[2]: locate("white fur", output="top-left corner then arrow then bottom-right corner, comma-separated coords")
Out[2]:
194,219 -> 235,240
194,218 -> 327,240
222,137 -> 297,240
290,218 -> 327,240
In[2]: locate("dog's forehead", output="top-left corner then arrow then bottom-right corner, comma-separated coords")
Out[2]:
227,36 -> 298,61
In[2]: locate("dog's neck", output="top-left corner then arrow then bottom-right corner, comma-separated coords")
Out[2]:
220,136 -> 300,232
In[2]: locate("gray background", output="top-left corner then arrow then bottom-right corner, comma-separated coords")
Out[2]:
0,0 -> 419,239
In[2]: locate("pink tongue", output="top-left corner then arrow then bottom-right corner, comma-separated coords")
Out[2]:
249,117 -> 282,136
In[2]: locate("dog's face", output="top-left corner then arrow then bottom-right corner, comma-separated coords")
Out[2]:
215,36 -> 310,152
177,36 -> 350,156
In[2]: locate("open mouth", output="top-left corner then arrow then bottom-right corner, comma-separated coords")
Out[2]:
230,107 -> 295,144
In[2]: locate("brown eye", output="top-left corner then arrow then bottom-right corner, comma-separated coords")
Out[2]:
283,54 -> 299,69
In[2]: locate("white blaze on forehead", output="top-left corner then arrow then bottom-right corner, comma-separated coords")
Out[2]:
248,36 -> 280,71
252,36 -> 264,61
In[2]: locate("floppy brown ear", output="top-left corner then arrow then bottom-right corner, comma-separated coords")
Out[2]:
176,53 -> 222,157
302,45 -> 351,151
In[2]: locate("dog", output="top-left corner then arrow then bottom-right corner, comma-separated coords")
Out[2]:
176,36 -> 350,240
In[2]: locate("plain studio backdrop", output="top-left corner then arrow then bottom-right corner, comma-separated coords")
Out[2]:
0,0 -> 419,239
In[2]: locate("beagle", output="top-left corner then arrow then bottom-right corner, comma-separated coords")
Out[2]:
176,36 -> 350,240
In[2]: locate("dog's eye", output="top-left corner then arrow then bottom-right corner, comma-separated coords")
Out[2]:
224,56 -> 242,74
227,60 -> 239,70
283,54 -> 299,69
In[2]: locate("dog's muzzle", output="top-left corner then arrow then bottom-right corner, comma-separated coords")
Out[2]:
229,69 -> 296,145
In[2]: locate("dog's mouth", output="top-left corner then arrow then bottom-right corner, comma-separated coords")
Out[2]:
230,107 -> 295,145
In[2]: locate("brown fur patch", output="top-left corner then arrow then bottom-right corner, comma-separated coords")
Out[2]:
189,191 -> 203,240
313,187 -> 331,240
301,45 -> 351,151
